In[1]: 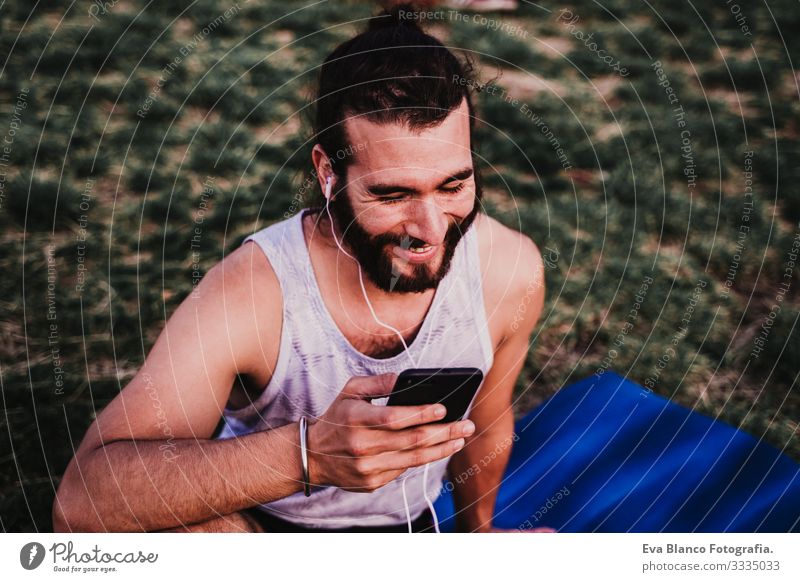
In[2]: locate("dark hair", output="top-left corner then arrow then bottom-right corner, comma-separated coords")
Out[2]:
313,3 -> 479,184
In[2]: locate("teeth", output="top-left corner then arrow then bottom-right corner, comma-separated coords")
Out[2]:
409,245 -> 432,254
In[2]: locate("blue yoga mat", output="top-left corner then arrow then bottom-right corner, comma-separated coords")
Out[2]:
433,371 -> 800,532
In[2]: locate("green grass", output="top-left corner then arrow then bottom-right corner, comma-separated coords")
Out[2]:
1,0 -> 798,532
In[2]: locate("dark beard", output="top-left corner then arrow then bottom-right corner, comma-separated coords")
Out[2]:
327,183 -> 480,294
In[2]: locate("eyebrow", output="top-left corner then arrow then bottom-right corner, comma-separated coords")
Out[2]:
366,167 -> 474,197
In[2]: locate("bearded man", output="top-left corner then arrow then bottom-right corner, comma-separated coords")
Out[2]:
54,5 -> 545,533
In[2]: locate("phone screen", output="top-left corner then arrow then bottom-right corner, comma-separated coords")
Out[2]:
386,367 -> 484,424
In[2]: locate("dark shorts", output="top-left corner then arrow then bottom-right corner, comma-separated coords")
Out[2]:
244,507 -> 435,533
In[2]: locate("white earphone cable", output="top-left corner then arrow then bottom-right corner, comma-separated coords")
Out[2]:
324,175 -> 439,533
400,473 -> 413,533
323,177 -> 418,369
423,462 -> 441,533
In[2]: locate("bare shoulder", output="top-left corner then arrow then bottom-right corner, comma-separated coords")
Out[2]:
197,240 -> 283,379
200,241 -> 281,315
474,213 -> 545,339
76,239 -> 285,453
211,239 -> 280,293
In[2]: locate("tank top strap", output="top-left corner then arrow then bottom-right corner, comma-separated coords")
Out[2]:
242,213 -> 305,285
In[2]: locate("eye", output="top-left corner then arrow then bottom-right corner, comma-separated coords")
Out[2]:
441,182 -> 466,194
381,195 -> 406,204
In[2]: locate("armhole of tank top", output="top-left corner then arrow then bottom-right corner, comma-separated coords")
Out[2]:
468,221 -> 495,373
222,235 -> 291,419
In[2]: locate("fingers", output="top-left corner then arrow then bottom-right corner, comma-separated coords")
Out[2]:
339,373 -> 398,400
322,415 -> 471,458
338,438 -> 464,492
349,399 -> 446,429
371,419 -> 474,454
374,437 -> 467,472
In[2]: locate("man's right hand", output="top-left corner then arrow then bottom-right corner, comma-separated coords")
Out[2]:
307,373 -> 475,492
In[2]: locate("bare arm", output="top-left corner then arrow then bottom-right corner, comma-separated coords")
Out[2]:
448,329 -> 530,532
449,235 -> 545,532
58,424 -> 306,532
54,244 -> 288,532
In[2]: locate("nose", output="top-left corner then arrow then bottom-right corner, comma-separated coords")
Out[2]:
403,198 -> 449,245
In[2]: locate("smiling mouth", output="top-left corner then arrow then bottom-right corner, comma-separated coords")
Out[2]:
393,241 -> 439,263
409,242 -> 433,254
401,235 -> 434,252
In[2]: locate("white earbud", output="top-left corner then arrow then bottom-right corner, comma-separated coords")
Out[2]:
324,175 -> 332,200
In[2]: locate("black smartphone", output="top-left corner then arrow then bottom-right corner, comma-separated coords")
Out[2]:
387,367 -> 484,424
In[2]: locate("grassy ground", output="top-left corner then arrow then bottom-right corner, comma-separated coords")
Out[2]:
1,0 -> 798,532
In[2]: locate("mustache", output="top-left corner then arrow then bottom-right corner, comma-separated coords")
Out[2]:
356,222 -> 468,250
396,235 -> 429,249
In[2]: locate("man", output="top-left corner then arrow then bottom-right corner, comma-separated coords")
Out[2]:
53,5 -> 545,533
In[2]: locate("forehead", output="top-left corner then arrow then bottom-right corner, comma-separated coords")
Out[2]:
342,98 -> 472,178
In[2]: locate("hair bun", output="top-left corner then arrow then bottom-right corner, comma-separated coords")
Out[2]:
368,3 -> 426,32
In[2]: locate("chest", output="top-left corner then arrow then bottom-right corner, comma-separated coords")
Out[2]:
331,305 -> 430,359
315,270 -> 506,363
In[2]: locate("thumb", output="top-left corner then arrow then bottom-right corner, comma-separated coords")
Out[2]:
339,373 -> 398,400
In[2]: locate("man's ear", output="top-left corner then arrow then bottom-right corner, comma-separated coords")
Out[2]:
311,144 -> 334,194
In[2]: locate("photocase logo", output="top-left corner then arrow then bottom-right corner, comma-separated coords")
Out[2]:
543,245 -> 559,269
88,0 -> 121,22
20,542 -> 46,570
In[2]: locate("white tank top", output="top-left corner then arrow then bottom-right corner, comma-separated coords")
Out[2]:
216,209 -> 494,528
